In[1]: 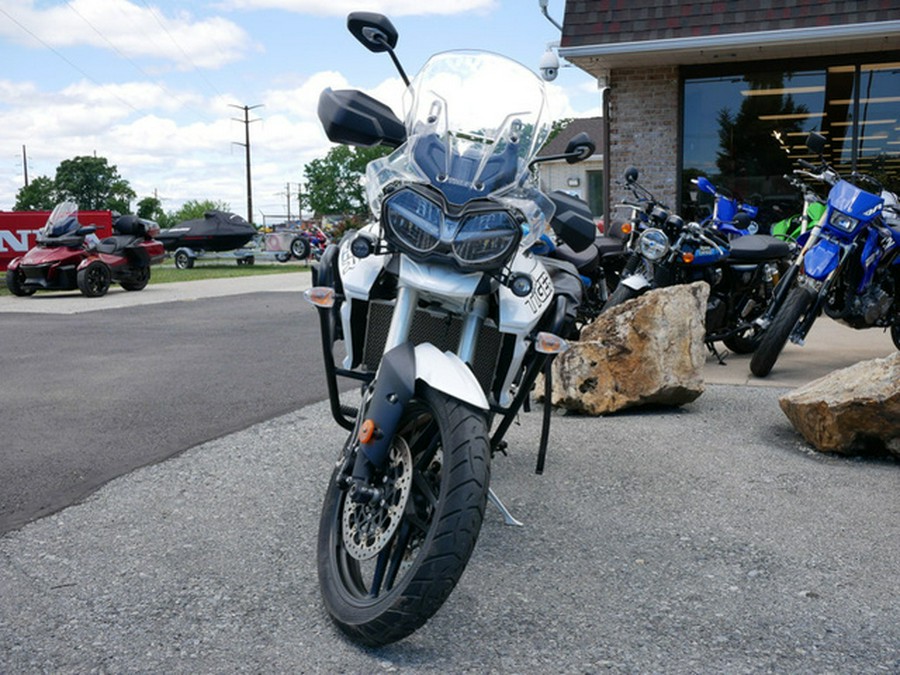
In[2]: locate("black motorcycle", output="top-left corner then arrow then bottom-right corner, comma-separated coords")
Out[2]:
602,197 -> 792,357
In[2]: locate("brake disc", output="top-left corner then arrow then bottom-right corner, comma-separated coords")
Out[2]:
342,436 -> 413,561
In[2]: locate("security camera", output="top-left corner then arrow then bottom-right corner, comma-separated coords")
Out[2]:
539,47 -> 560,82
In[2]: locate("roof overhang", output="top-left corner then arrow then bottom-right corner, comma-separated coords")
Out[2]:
560,20 -> 900,71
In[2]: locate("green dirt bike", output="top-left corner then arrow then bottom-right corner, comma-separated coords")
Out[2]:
769,174 -> 826,245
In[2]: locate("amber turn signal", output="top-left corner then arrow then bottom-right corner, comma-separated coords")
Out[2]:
304,286 -> 335,308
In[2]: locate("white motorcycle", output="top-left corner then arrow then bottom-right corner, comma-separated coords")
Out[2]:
304,12 -> 596,646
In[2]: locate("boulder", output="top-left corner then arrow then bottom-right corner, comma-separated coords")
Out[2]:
540,282 -> 709,415
779,351 -> 900,456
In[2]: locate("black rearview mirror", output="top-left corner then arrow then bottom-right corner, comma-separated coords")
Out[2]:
347,12 -> 399,53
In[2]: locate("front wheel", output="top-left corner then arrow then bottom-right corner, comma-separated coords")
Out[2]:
77,261 -> 111,297
317,384 -> 490,647
602,281 -> 642,312
891,322 -> 900,351
750,286 -> 816,377
5,268 -> 35,296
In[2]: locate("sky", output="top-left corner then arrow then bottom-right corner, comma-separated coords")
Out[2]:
0,0 -> 601,223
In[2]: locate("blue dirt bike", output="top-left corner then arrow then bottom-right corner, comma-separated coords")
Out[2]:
693,176 -> 760,238
750,131 -> 900,377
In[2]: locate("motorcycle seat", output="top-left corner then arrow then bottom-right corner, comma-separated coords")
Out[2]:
728,234 -> 790,261
95,234 -> 142,256
550,242 -> 599,275
594,235 -> 626,257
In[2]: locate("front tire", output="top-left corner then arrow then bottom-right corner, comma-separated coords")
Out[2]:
77,261 -> 111,297
891,322 -> 900,351
602,282 -> 642,312
750,286 -> 816,377
317,384 -> 490,647
5,268 -> 35,296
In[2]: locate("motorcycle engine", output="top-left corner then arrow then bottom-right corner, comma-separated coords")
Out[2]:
827,272 -> 895,328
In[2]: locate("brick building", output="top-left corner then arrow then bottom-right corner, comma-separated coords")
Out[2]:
558,0 -> 900,227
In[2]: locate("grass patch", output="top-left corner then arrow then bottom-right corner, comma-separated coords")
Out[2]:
0,261 -> 310,296
149,263 -> 309,284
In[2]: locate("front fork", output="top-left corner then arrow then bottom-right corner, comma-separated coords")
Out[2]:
756,224 -> 822,330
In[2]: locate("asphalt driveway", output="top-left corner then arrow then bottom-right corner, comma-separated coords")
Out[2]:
0,272 -> 897,672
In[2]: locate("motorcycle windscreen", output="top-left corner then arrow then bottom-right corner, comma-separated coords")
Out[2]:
803,237 -> 841,280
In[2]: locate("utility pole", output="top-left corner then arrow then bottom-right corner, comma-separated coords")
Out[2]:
21,145 -> 29,187
230,103 -> 263,225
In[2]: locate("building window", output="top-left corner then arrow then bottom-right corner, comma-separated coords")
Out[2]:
681,56 -> 900,228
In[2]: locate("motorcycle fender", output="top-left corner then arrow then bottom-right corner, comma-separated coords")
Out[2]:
355,342 -> 487,476
76,255 -> 100,271
6,256 -> 22,271
802,238 -> 841,281
622,273 -> 651,292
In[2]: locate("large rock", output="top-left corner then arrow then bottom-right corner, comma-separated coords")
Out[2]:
541,282 -> 709,415
779,352 -> 900,456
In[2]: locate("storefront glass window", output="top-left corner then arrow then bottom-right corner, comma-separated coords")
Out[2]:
682,57 -> 900,229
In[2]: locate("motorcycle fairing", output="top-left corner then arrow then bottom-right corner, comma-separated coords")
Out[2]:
830,181 -> 883,230
803,237 -> 842,280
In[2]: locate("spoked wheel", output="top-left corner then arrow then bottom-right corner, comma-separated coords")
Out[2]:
76,261 -> 111,297
317,384 -> 490,647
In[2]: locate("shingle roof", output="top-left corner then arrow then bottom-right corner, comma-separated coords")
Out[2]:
561,0 -> 900,48
537,117 -> 604,158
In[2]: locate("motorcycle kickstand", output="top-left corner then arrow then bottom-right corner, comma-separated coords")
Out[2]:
488,488 -> 524,527
707,341 -> 727,365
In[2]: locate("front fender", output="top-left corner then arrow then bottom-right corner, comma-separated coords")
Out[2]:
6,256 -> 22,271
622,273 -> 652,291
803,238 -> 841,280
355,341 -> 488,477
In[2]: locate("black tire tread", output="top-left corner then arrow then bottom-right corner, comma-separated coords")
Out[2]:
750,286 -> 815,377
318,387 -> 490,647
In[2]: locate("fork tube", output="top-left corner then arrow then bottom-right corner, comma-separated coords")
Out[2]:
384,285 -> 418,352
457,296 -> 488,365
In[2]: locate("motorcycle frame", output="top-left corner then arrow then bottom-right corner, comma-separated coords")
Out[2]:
313,233 -> 570,468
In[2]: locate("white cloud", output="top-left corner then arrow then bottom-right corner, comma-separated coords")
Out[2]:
216,0 -> 497,17
0,0 -> 254,69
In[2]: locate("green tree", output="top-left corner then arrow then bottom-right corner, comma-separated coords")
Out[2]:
302,145 -> 392,218
13,175 -> 57,210
54,156 -> 136,212
171,199 -> 231,224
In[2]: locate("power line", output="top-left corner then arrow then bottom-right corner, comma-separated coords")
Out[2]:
138,0 -> 224,99
0,5 -> 142,115
63,1 -> 218,124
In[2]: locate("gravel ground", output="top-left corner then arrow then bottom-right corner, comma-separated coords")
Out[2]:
1,384 -> 898,673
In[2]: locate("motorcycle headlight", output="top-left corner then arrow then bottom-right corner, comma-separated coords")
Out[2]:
829,210 -> 858,233
383,189 -> 443,254
452,210 -> 519,269
639,227 -> 670,261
